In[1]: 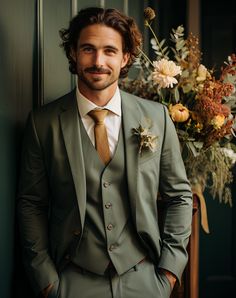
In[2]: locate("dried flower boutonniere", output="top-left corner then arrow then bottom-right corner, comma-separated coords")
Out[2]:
132,123 -> 158,154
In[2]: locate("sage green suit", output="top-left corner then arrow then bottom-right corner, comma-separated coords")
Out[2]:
18,90 -> 192,297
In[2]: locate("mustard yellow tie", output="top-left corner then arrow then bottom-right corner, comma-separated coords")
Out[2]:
88,109 -> 110,165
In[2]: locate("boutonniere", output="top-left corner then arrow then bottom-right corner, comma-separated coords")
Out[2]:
132,120 -> 158,155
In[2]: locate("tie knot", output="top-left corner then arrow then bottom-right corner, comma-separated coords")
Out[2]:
88,109 -> 109,124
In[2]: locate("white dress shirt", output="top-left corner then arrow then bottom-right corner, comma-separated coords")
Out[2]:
76,87 -> 122,157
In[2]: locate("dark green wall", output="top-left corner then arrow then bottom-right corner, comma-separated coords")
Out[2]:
199,1 -> 236,296
0,1 -> 35,298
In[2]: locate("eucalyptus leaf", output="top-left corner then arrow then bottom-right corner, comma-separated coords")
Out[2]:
182,83 -> 193,93
176,40 -> 185,50
223,73 -> 236,84
164,53 -> 170,59
155,51 -> 163,56
162,46 -> 169,53
185,141 -> 200,157
150,38 -> 157,45
181,52 -> 189,60
159,39 -> 166,48
174,86 -> 180,102
152,45 -> 159,50
181,70 -> 190,78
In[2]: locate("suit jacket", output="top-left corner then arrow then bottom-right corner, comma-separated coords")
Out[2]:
17,89 -> 192,295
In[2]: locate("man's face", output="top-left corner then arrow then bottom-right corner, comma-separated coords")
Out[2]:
71,24 -> 129,95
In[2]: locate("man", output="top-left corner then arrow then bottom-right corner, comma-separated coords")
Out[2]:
18,7 -> 192,298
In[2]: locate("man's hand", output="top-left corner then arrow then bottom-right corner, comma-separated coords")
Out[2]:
40,283 -> 54,298
159,268 -> 177,289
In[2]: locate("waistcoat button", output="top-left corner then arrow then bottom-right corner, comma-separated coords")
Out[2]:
105,202 -> 112,209
103,182 -> 110,188
107,224 -> 113,230
109,244 -> 116,251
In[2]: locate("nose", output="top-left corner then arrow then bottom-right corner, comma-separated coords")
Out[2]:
93,50 -> 104,67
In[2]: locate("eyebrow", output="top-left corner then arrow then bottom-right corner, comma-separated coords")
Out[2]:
79,43 -> 119,51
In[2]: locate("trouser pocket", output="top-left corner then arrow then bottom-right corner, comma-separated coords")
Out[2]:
48,279 -> 60,298
154,267 -> 172,297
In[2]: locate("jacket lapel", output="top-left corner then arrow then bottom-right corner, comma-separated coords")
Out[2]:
121,91 -> 141,223
59,91 -> 86,229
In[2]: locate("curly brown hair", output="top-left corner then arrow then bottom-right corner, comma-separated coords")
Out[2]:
59,7 -> 142,78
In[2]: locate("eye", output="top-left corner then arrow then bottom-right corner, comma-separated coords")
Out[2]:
82,47 -> 94,53
105,48 -> 117,55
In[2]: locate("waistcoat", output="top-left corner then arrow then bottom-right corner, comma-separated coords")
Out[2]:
72,117 -> 146,275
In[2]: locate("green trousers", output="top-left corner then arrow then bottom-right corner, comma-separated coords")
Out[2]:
49,259 -> 172,298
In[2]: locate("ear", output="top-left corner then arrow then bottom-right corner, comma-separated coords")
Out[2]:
121,52 -> 130,68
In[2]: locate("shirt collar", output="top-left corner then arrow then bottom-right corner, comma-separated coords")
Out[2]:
76,86 -> 121,118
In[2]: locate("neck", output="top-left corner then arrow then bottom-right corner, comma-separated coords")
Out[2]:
77,82 -> 118,107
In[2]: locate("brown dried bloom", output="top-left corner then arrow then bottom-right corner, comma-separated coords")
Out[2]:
201,80 -> 234,103
144,7 -> 156,25
195,96 -> 230,123
220,53 -> 236,80
203,119 -> 233,147
186,33 -> 201,71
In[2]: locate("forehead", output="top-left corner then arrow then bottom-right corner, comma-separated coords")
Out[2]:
78,24 -> 123,48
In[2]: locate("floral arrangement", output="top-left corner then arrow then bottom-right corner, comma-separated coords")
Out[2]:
120,7 -> 236,207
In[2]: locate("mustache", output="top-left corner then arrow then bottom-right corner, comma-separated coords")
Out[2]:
85,66 -> 111,74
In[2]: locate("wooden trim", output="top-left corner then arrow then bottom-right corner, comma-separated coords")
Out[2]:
123,0 -> 129,14
100,0 -> 105,8
186,195 -> 199,298
171,196 -> 200,298
187,0 -> 201,45
71,0 -> 78,17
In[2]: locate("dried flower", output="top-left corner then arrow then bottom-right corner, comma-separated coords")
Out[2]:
132,124 -> 158,154
196,64 -> 210,82
152,59 -> 182,88
169,103 -> 190,122
221,54 -> 236,80
144,7 -> 156,25
194,122 -> 203,132
211,114 -> 225,129
186,33 -> 201,70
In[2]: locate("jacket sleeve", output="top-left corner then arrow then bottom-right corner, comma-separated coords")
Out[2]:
158,105 -> 193,283
17,112 -> 59,295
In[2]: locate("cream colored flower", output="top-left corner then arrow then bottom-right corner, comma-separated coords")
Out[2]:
196,64 -> 211,82
152,59 -> 182,88
196,64 -> 207,82
211,115 -> 225,129
169,103 -> 190,122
